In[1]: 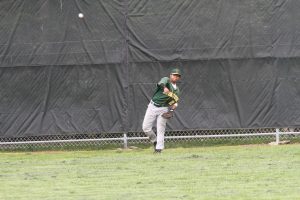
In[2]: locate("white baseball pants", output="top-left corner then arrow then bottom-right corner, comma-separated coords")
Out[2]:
142,102 -> 168,150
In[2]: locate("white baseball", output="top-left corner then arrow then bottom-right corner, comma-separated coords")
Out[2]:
78,13 -> 84,18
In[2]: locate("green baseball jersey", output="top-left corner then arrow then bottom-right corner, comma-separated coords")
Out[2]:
152,77 -> 180,107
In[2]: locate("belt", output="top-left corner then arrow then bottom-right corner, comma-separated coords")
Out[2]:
150,100 -> 164,107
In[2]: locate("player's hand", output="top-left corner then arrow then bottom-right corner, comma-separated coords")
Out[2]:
163,87 -> 170,94
171,103 -> 178,110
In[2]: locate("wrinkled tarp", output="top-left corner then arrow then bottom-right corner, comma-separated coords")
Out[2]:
0,0 -> 299,137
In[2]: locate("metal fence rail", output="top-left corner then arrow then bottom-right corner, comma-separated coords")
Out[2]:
0,127 -> 299,150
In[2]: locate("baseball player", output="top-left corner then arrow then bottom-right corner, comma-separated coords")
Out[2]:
142,68 -> 181,153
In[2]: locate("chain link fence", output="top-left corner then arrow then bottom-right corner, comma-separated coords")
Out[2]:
0,127 -> 299,151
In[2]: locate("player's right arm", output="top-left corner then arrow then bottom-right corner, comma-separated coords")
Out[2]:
157,77 -> 170,93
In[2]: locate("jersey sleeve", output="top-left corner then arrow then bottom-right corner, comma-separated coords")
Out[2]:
157,77 -> 169,88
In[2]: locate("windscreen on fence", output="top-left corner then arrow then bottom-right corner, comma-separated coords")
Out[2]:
0,0 -> 299,137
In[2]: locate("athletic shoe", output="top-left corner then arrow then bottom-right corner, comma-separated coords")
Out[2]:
153,141 -> 157,149
153,149 -> 162,154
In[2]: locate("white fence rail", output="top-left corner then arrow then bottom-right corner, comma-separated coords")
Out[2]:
0,128 -> 299,150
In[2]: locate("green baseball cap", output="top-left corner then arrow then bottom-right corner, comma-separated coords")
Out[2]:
170,68 -> 181,76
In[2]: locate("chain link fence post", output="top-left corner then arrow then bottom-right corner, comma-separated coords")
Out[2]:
275,128 -> 280,145
123,133 -> 128,149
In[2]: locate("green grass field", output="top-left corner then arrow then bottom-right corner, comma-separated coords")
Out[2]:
1,144 -> 300,200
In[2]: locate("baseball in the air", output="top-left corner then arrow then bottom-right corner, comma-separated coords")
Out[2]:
78,13 -> 84,18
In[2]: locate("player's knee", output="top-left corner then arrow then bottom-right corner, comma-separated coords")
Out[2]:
142,122 -> 152,133
142,126 -> 150,133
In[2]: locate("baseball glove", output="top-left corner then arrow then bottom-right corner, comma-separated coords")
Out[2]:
162,110 -> 174,119
164,91 -> 179,106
